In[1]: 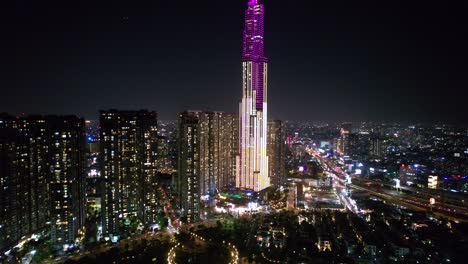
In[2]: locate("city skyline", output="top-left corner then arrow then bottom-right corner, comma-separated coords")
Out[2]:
5,0 -> 467,123
1,1 -> 468,262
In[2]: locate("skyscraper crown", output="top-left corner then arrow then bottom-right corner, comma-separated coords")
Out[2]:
248,0 -> 259,6
243,0 -> 266,63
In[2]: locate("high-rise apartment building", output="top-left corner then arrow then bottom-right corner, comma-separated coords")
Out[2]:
100,110 -> 158,237
1,115 -> 38,249
177,111 -> 238,223
335,123 -> 353,156
267,120 -> 286,186
225,114 -> 239,186
177,112 -> 200,224
237,0 -> 270,191
47,116 -> 87,246
369,135 -> 387,158
0,114 -> 86,249
156,135 -> 172,174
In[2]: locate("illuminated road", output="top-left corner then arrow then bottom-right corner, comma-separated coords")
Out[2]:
168,231 -> 239,264
261,252 -> 281,264
225,241 -> 239,264
332,174 -> 359,214
354,179 -> 467,221
157,186 -> 180,232
304,148 -> 359,213
166,242 -> 181,264
306,147 -> 468,222
353,177 -> 468,217
350,184 -> 425,212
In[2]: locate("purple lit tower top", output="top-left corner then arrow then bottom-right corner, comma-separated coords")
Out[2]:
243,0 -> 267,110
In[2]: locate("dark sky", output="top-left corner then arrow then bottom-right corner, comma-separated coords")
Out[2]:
4,0 -> 468,123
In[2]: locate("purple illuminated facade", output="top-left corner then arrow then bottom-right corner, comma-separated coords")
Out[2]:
237,0 -> 270,191
243,0 -> 268,110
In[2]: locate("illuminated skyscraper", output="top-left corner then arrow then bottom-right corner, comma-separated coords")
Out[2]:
47,116 -> 87,247
369,134 -> 387,158
177,112 -> 200,223
335,123 -> 352,156
100,110 -> 158,237
237,0 -> 270,191
0,114 -> 44,249
0,114 -> 86,249
267,120 -> 286,186
177,111 -> 238,223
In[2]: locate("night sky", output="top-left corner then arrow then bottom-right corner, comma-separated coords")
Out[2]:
5,0 -> 468,123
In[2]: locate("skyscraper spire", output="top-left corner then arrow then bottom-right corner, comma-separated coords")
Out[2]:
242,0 -> 267,110
237,0 -> 270,191
248,0 -> 259,6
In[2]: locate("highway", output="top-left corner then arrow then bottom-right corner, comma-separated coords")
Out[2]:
334,177 -> 359,214
305,147 -> 468,222
350,181 -> 468,222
